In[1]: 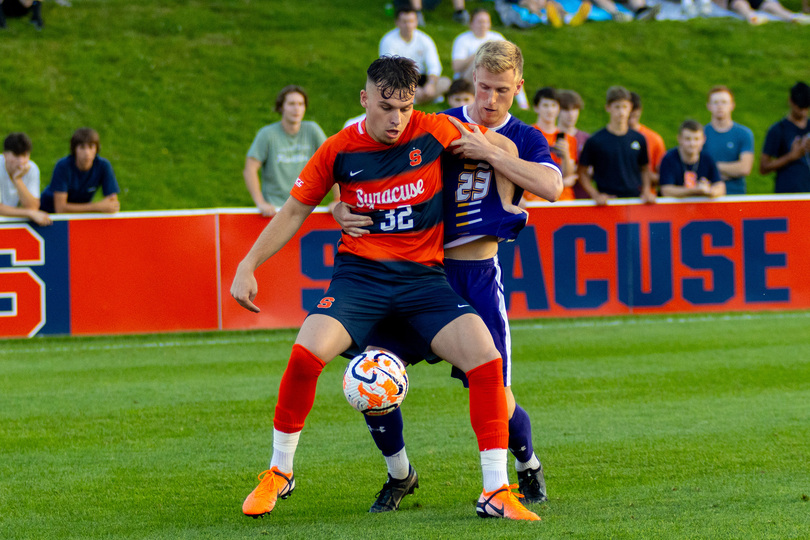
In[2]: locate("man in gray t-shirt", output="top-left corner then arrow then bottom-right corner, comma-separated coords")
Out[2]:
244,85 -> 327,217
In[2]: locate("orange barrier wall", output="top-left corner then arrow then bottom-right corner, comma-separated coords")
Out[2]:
1,196 -> 809,338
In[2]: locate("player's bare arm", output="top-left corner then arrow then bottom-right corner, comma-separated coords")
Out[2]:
231,197 -> 316,312
446,117 -> 563,202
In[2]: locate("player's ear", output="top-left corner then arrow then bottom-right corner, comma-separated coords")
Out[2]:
360,89 -> 368,109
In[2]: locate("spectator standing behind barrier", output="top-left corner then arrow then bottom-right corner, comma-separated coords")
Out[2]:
1,133 -> 51,225
0,0 -> 44,30
40,128 -> 120,214
703,85 -> 754,195
760,81 -> 810,193
244,85 -> 327,218
380,8 -> 451,104
659,120 -> 725,198
577,86 -> 655,206
629,91 -> 666,191
557,89 -> 589,156
529,87 -> 578,200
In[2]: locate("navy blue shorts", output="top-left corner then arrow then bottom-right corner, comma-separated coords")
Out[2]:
366,256 -> 513,387
310,255 -> 478,359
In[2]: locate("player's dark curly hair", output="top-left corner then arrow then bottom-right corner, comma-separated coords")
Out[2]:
367,56 -> 418,100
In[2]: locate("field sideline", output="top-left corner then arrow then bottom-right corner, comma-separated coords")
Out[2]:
2,310 -> 809,539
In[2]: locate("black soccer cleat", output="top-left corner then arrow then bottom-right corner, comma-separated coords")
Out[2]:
517,463 -> 548,504
369,465 -> 419,513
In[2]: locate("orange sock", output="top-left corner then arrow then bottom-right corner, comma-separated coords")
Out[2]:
273,344 -> 325,433
466,358 -> 509,451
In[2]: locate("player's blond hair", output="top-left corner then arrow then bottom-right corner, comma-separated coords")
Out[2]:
474,40 -> 524,83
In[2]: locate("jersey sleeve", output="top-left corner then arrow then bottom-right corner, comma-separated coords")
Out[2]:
290,138 -> 337,206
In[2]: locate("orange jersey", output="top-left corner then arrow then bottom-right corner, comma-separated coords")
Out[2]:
293,110 -> 467,267
528,125 -> 579,201
636,124 -> 666,173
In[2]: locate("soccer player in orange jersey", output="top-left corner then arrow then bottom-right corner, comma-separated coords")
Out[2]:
231,55 -> 540,522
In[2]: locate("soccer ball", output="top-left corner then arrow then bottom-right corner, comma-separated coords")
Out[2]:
343,349 -> 409,416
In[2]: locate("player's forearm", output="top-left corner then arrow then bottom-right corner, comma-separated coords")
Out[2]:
488,149 -> 563,202
240,199 -> 314,271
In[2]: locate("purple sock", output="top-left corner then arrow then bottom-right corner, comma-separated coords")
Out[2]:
364,407 -> 405,457
508,404 -> 534,463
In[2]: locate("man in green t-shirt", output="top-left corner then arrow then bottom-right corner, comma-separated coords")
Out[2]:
244,85 -> 327,217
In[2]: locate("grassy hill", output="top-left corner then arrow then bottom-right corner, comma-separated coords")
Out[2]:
2,0 -> 808,210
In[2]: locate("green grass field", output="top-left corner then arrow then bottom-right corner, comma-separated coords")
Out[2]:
2,311 -> 809,539
1,0 -> 809,210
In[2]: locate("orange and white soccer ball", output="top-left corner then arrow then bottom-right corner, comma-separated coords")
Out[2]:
343,349 -> 409,416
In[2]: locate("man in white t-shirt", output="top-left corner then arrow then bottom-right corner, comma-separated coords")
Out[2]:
451,9 -> 504,82
379,8 -> 450,104
0,132 -> 51,226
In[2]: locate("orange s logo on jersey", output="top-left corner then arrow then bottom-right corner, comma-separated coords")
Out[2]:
317,296 -> 335,309
409,149 -> 422,166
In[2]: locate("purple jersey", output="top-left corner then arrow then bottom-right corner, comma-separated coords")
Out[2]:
440,106 -> 559,246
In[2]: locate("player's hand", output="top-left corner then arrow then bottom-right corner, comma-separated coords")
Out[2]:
257,201 -> 277,218
332,202 -> 372,238
231,263 -> 261,313
447,116 -> 492,161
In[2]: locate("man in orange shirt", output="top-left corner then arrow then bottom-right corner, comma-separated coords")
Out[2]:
529,87 -> 579,200
629,91 -> 665,192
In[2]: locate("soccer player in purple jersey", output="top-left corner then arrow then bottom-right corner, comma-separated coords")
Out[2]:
335,40 -> 563,514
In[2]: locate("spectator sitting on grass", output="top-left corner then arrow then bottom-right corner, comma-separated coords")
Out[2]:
451,8 -> 504,83
0,132 -> 51,226
591,0 -> 660,21
40,128 -> 121,214
380,8 -> 451,104
714,0 -> 810,24
0,0 -> 44,29
659,119 -> 725,199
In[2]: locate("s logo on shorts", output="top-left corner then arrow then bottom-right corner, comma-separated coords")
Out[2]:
317,296 -> 335,309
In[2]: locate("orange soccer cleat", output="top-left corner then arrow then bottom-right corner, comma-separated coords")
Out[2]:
476,483 -> 541,521
242,467 -> 295,518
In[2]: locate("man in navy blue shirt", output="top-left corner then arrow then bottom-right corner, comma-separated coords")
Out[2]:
40,128 -> 120,214
760,81 -> 810,194
659,120 -> 725,198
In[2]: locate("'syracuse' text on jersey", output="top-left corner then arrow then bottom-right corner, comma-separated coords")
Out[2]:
441,106 -> 559,247
292,110 -> 469,268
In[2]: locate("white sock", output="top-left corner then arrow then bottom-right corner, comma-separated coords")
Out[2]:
480,448 -> 509,492
269,428 -> 300,474
384,448 -> 411,480
515,453 -> 541,473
